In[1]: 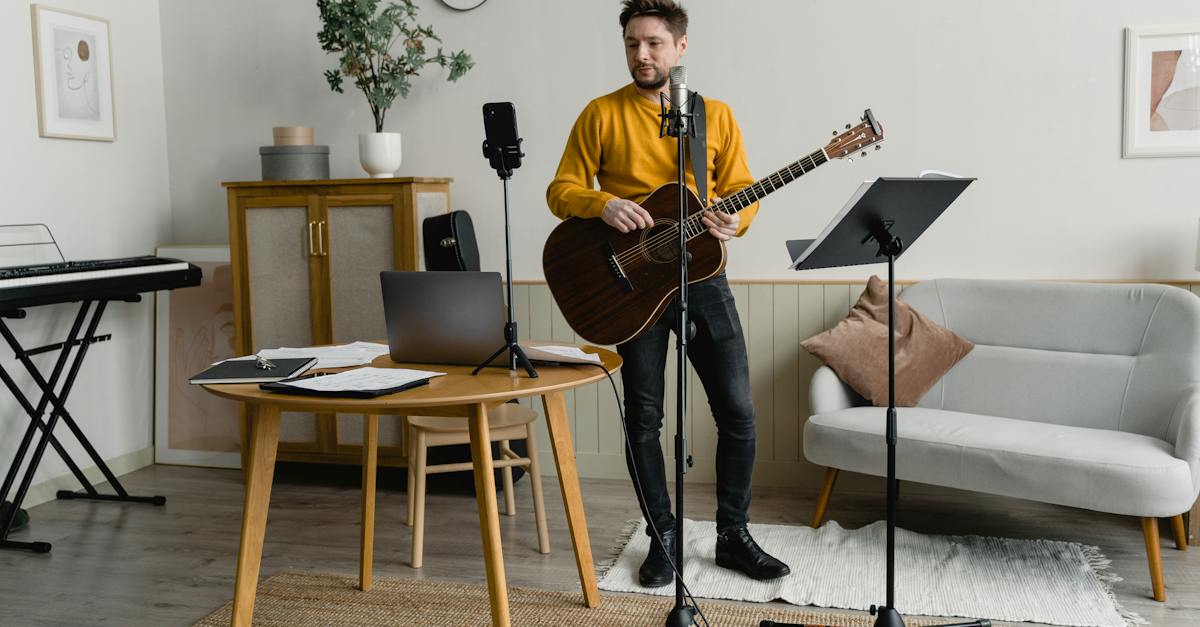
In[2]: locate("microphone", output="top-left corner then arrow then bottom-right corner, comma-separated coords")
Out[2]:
669,65 -> 688,134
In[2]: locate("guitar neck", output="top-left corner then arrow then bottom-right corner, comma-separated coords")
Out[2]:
714,148 -> 829,215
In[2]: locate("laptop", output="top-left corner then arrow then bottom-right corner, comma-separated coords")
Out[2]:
380,271 -> 506,366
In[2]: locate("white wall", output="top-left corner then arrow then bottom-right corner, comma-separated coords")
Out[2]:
0,1 -> 170,491
161,0 -> 1200,282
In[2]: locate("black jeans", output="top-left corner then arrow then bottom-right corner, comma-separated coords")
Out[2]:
616,274 -> 756,536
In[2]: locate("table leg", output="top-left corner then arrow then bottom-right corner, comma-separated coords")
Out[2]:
231,403 -> 281,627
541,391 -> 599,608
238,405 -> 250,483
360,414 -> 379,591
468,402 -> 510,627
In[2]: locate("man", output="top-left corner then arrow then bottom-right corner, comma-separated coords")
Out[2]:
546,0 -> 789,587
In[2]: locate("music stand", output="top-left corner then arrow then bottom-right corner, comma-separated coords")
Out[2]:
771,176 -> 989,627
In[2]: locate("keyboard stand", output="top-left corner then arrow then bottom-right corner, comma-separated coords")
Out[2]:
0,296 -> 165,554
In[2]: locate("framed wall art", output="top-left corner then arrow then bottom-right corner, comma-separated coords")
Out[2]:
1124,25 -> 1200,157
31,5 -> 116,141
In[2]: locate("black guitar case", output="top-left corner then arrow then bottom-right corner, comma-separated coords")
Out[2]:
420,209 -> 527,494
423,210 -> 481,272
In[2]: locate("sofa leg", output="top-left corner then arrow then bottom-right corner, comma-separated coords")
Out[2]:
811,467 -> 839,528
1141,517 -> 1166,602
1172,514 -> 1188,551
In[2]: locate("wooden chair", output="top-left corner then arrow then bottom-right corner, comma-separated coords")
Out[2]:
405,403 -> 550,568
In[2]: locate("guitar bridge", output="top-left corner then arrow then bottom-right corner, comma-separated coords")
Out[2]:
603,243 -> 634,292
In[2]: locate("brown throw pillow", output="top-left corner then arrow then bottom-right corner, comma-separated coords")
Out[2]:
800,276 -> 973,407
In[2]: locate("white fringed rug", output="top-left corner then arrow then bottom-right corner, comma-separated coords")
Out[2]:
597,519 -> 1142,627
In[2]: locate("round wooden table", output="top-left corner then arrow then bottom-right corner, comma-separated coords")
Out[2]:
202,348 -> 622,627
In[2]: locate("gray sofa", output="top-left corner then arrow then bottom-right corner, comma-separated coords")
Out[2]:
804,279 -> 1200,601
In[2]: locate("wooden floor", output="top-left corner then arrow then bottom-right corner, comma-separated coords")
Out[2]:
1,463 -> 1198,626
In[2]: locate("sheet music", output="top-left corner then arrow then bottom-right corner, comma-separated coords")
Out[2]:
278,367 -> 445,392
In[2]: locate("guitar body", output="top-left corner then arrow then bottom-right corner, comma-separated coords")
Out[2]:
542,183 -> 725,346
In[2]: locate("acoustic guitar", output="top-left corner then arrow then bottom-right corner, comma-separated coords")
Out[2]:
542,109 -> 884,346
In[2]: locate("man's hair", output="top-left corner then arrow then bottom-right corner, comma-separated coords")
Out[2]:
619,0 -> 688,42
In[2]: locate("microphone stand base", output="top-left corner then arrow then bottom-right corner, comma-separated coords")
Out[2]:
665,604 -> 697,627
872,606 -> 906,627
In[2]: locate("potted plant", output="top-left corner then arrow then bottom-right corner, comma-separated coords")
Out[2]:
317,0 -> 474,178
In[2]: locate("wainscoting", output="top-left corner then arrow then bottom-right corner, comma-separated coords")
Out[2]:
510,280 -> 1200,491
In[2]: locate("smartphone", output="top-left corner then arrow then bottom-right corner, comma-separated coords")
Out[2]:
482,102 -> 522,170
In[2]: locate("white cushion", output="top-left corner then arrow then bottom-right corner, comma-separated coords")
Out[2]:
804,407 -> 1196,518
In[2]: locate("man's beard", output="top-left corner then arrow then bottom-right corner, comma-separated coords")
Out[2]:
631,66 -> 667,90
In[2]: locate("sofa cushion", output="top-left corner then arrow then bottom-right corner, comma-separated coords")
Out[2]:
800,276 -> 973,407
804,407 -> 1196,517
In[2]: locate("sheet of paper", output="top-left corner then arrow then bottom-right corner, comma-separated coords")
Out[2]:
278,367 -> 445,392
219,341 -> 390,369
520,344 -> 602,364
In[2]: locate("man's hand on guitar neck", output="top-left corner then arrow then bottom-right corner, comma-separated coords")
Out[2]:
701,197 -> 738,241
603,198 -> 654,233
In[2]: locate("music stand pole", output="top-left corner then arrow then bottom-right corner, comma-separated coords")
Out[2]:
875,226 -> 904,627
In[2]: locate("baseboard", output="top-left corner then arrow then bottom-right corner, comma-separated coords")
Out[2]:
16,446 -> 155,509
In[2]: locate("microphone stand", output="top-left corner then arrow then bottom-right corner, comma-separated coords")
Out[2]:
473,145 -> 538,379
660,88 -> 699,627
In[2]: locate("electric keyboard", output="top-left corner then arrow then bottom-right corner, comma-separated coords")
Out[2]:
0,255 -> 202,311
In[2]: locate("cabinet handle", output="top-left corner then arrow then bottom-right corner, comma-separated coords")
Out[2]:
316,220 -> 327,256
306,221 -> 317,257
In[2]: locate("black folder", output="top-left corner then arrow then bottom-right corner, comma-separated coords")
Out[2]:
188,357 -> 317,384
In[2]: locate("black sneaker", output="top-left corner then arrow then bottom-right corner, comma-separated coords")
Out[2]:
715,526 -> 790,581
638,527 -> 676,588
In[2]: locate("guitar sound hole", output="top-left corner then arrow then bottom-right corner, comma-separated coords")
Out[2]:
642,222 -> 681,263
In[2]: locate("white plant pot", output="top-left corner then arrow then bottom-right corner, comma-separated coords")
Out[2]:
358,132 -> 402,178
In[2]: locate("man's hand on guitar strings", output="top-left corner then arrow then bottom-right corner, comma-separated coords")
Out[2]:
701,198 -> 738,240
603,198 -> 655,233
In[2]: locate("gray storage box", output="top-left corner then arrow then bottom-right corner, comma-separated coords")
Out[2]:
259,145 -> 330,181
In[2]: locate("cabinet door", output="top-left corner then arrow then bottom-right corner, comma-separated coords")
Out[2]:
322,194 -> 401,451
240,195 -> 324,450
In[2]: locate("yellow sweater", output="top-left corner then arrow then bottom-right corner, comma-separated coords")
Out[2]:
546,83 -> 759,237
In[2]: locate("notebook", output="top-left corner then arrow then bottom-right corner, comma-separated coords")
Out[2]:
189,357 -> 318,385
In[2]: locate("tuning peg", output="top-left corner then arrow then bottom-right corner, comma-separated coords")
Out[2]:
875,145 -> 882,151
845,123 -> 851,130
847,157 -> 854,163
861,151 -> 867,157
832,130 -> 837,136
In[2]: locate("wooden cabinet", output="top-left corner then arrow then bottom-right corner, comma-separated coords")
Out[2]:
223,178 -> 451,466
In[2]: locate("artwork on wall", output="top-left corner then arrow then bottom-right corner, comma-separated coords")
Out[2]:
154,246 -> 241,469
1124,25 -> 1200,157
30,5 -> 115,141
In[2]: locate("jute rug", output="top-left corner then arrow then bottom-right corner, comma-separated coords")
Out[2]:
195,570 -> 920,626
597,519 -> 1142,627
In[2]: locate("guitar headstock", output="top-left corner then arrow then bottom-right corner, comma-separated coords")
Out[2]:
825,109 -> 884,162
